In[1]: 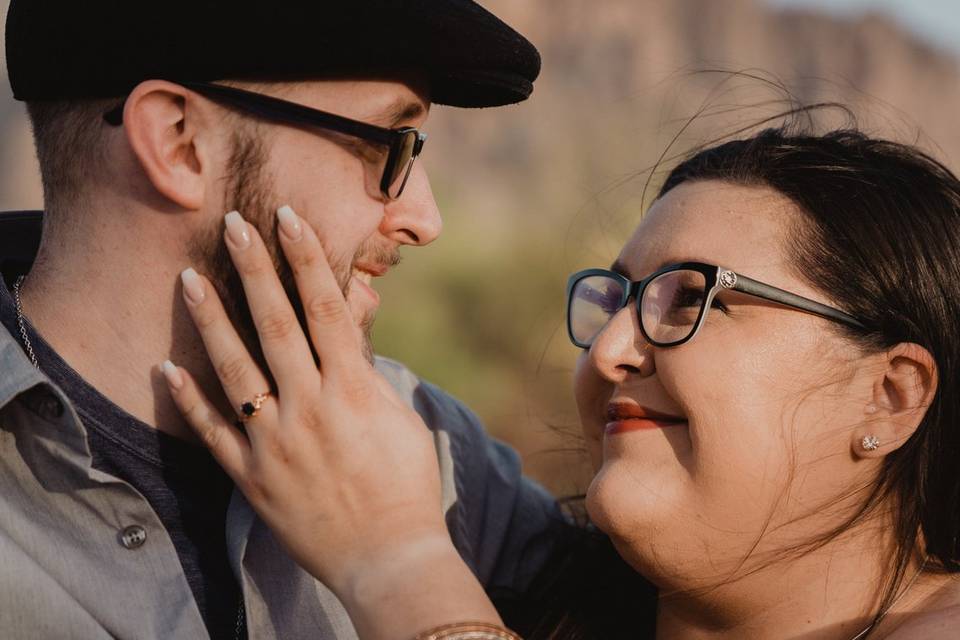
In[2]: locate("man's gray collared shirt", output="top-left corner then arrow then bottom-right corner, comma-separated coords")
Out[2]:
0,322 -> 560,639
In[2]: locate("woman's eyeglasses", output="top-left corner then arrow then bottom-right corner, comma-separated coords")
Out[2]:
566,261 -> 867,349
103,81 -> 426,201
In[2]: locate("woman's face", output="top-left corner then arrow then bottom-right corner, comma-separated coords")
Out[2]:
575,180 -> 877,587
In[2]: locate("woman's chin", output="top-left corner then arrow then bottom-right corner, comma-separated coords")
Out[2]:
586,463 -> 670,541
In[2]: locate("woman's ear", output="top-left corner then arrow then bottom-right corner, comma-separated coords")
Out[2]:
122,80 -> 211,210
852,342 -> 938,459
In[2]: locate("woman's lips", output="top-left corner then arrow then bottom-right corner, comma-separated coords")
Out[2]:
604,402 -> 687,435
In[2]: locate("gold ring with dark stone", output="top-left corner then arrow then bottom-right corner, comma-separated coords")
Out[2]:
238,392 -> 270,423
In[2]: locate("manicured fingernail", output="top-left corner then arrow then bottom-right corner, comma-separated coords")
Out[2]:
162,360 -> 184,390
224,211 -> 251,249
181,268 -> 206,305
277,205 -> 302,242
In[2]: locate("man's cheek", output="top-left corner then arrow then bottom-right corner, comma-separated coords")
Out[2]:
344,278 -> 377,364
345,279 -> 365,326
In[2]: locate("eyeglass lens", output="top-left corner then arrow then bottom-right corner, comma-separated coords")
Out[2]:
569,269 -> 709,347
569,275 -> 626,347
385,131 -> 418,199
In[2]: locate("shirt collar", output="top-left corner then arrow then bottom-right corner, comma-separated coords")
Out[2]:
0,326 -> 48,409
0,282 -> 48,409
0,280 -> 95,468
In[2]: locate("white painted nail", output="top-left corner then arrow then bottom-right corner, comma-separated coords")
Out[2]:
224,211 -> 251,249
277,205 -> 303,242
180,268 -> 206,305
162,360 -> 184,390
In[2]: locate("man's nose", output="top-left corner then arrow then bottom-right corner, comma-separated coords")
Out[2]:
588,306 -> 656,383
381,164 -> 442,246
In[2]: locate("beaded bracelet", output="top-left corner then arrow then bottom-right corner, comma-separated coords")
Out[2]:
413,621 -> 522,640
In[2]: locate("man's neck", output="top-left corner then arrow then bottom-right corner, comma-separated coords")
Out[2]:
19,220 -> 232,443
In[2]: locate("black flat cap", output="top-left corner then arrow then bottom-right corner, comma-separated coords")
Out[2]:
6,0 -> 540,108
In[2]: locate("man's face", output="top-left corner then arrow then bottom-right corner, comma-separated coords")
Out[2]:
190,78 -> 440,368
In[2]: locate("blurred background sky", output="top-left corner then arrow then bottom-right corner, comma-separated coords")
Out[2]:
771,0 -> 960,53
2,0 -> 959,494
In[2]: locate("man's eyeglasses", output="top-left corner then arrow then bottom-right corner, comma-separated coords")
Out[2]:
566,262 -> 868,349
103,81 -> 427,201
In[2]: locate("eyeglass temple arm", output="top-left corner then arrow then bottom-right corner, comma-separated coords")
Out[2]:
102,82 -> 399,147
732,273 -> 867,330
179,82 -> 396,145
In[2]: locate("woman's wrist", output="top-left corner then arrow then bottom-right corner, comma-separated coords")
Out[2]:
413,622 -> 521,640
335,533 -> 503,640
330,529 -> 457,598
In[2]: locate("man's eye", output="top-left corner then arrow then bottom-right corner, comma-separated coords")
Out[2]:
348,140 -> 385,162
332,134 -> 387,164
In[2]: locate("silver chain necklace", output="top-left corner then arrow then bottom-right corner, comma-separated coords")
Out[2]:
847,556 -> 927,640
14,275 -> 246,639
13,276 -> 39,369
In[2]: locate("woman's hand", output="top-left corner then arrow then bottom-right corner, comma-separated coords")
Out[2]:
161,206 -> 501,638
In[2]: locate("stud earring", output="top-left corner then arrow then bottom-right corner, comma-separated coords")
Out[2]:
861,435 -> 881,451
865,403 -> 879,414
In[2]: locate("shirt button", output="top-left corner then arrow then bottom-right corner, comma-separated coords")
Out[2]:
119,525 -> 147,549
37,396 -> 64,420
21,390 -> 65,419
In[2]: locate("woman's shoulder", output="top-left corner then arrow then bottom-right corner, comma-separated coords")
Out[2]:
885,605 -> 960,639
885,574 -> 960,639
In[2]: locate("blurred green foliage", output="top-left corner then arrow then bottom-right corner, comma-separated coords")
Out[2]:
372,173 -> 643,495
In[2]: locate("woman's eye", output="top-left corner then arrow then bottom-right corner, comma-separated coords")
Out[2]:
596,286 -> 624,313
575,283 -> 623,314
675,287 -> 728,313
675,287 -> 705,308
707,294 -> 729,313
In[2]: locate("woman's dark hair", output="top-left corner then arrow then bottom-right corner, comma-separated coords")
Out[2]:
658,125 -> 960,627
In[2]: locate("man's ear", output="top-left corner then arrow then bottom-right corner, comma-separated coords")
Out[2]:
853,342 -> 938,459
122,80 -> 211,210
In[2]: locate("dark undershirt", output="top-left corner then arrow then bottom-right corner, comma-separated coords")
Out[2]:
0,282 -> 243,640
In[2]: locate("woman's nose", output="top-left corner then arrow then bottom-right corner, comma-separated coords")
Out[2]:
588,306 -> 655,383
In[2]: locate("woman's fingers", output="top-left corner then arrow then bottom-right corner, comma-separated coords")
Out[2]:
276,205 -> 368,378
161,360 -> 251,481
179,267 -> 278,429
222,211 -> 317,390
164,207 -> 460,617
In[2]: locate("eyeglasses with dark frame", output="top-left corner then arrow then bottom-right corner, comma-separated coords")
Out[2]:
566,261 -> 868,349
103,81 -> 427,201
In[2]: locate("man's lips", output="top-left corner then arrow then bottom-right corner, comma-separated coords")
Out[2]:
349,263 -> 390,308
605,402 -> 687,435
353,262 -> 389,278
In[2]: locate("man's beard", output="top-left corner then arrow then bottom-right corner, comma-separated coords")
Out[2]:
188,130 -> 387,385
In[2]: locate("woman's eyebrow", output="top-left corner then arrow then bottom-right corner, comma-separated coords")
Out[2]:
609,259 -> 630,276
610,257 -> 710,280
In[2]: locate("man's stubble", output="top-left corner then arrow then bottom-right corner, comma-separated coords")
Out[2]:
188,128 -> 378,387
